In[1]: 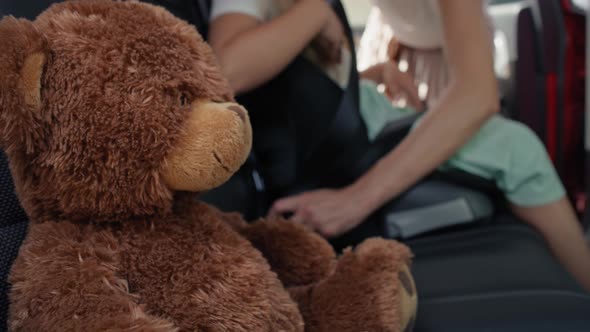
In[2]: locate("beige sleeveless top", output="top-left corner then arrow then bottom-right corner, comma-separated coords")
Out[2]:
371,0 -> 445,50
358,0 -> 492,106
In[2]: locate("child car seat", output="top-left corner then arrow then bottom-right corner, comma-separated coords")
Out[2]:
236,1 -> 499,245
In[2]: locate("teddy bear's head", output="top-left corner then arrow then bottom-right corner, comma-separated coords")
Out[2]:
0,0 -> 252,223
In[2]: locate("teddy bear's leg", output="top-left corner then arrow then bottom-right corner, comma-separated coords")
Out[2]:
8,222 -> 177,332
220,210 -> 337,287
291,238 -> 418,332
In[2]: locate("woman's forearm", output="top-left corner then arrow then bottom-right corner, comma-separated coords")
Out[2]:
352,0 -> 499,214
210,1 -> 331,94
352,83 -> 499,213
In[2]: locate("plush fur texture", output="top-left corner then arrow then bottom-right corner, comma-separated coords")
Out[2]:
2,1 -> 417,331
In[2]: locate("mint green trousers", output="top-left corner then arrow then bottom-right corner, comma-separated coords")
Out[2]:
360,80 -> 565,206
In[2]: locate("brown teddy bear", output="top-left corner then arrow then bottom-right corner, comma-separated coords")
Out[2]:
0,1 -> 417,331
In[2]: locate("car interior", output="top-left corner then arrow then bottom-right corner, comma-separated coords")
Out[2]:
1,0 -> 589,331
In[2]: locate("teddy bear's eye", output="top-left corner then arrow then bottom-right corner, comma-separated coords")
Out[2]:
179,93 -> 190,107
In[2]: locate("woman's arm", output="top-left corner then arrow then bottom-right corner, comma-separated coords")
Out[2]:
208,0 -> 340,94
270,0 -> 499,237
355,0 -> 499,213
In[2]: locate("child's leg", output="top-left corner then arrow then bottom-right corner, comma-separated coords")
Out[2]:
511,199 -> 590,292
439,115 -> 590,292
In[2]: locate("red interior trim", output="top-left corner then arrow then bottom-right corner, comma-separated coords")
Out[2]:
545,73 -> 558,162
561,0 -> 573,12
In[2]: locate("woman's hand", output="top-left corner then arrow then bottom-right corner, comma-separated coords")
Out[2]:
360,60 -> 423,111
387,37 -> 400,61
381,61 -> 423,110
269,186 -> 371,238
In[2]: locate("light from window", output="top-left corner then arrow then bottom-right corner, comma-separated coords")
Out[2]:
572,0 -> 588,12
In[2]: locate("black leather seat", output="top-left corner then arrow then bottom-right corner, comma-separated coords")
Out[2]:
0,0 -> 58,19
0,151 -> 28,330
408,220 -> 590,331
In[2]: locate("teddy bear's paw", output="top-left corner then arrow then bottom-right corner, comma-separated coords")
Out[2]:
308,238 -> 417,332
352,238 -> 413,269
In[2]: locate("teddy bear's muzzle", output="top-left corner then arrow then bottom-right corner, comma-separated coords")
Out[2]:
161,101 -> 252,192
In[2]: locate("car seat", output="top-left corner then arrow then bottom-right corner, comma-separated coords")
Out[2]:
489,0 -> 586,203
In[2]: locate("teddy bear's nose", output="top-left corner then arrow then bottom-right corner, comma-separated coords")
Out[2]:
228,105 -> 246,122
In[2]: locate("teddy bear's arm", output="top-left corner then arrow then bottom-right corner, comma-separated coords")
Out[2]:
199,203 -> 336,286
239,218 -> 338,287
8,222 -> 177,332
216,208 -> 337,287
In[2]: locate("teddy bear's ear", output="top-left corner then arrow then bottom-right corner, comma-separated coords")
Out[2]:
0,16 -> 48,152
